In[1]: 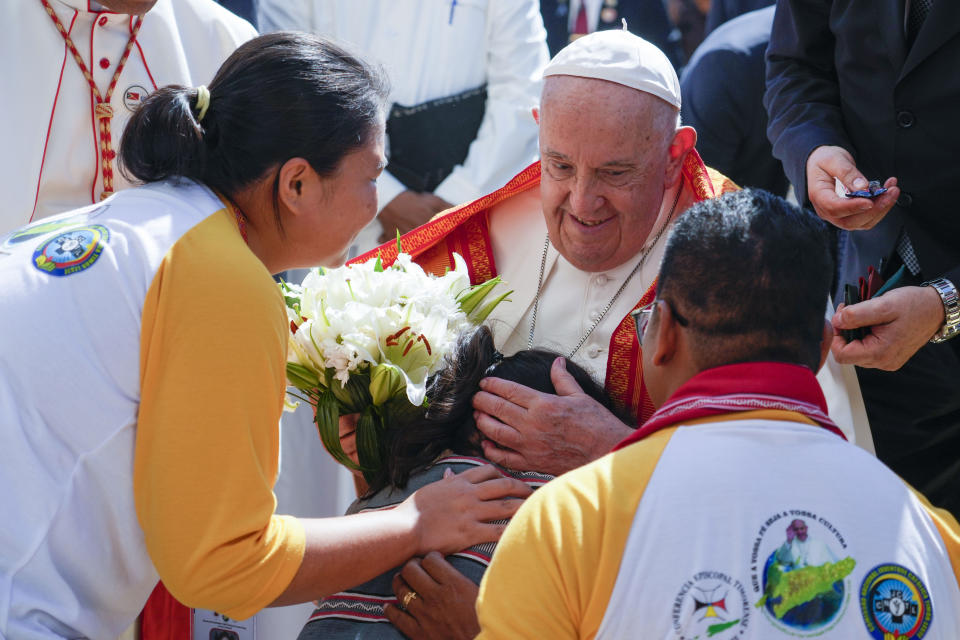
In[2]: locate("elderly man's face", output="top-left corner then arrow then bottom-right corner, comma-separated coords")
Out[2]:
539,76 -> 677,272
789,519 -> 808,542
97,0 -> 159,14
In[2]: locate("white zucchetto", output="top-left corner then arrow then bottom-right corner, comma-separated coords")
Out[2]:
543,27 -> 681,110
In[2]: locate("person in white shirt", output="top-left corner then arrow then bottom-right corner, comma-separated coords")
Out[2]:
0,0 -> 257,234
775,519 -> 838,570
258,0 -> 549,251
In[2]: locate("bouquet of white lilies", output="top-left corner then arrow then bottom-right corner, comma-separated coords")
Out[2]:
281,251 -> 510,481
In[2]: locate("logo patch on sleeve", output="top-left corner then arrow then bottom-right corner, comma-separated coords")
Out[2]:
860,563 -> 932,639
32,225 -> 110,276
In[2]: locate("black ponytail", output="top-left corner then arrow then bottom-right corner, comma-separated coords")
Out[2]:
119,86 -> 207,184
367,326 -> 621,495
119,32 -> 389,225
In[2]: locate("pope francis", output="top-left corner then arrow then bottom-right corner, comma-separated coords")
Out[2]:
354,28 -> 870,479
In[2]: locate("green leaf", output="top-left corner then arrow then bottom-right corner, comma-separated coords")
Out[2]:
374,255 -> 383,272
356,407 -> 383,483
395,229 -> 402,254
470,289 -> 513,324
329,376 -> 354,409
346,374 -> 373,410
315,390 -> 361,470
286,362 -> 320,390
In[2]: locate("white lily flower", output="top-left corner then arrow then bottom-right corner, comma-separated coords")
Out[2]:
280,251 -> 508,411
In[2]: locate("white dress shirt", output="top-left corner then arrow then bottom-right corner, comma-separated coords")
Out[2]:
258,0 -> 548,213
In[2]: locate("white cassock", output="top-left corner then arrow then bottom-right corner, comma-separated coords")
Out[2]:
483,185 -> 875,451
0,0 -> 257,234
775,537 -> 838,569
258,0 -> 549,253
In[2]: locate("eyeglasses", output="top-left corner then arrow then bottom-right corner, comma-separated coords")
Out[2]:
630,298 -> 689,343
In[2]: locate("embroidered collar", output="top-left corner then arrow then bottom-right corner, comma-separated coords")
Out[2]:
614,361 -> 846,451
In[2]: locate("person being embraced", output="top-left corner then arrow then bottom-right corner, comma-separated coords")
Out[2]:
300,325 -> 620,639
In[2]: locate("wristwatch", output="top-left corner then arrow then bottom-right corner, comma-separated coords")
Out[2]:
924,277 -> 960,343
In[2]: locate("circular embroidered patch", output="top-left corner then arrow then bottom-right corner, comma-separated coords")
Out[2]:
32,225 -> 110,277
860,563 -> 932,639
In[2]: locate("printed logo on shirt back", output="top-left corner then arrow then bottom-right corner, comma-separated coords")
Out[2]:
671,570 -> 750,639
859,563 -> 933,639
749,509 -> 855,636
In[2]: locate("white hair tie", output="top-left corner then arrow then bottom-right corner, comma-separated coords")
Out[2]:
195,85 -> 211,122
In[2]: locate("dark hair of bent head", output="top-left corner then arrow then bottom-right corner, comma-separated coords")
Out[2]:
119,32 -> 388,229
366,325 -> 619,495
657,188 -> 834,371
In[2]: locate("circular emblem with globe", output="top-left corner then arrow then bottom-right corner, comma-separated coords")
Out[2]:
752,514 -> 855,636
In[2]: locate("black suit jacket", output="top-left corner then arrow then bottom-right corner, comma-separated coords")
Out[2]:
215,0 -> 258,28
765,0 -> 960,517
765,0 -> 960,294
540,0 -> 681,67
681,7 -> 786,194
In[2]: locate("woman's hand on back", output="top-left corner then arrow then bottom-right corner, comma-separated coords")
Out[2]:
397,465 -> 530,557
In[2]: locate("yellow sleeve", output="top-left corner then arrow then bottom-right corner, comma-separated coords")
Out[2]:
135,210 -> 305,620
476,428 -> 676,639
910,486 -> 960,584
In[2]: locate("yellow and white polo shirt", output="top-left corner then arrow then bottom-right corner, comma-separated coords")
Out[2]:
0,180 -> 304,639
477,415 -> 960,639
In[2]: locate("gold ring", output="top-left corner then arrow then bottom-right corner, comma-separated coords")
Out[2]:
402,590 -> 419,609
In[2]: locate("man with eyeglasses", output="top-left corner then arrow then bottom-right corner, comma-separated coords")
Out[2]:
475,188 -> 960,639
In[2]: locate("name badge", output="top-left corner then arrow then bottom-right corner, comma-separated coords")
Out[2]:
192,609 -> 256,640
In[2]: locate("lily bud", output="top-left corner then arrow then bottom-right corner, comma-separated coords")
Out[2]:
369,363 -> 406,406
456,276 -> 503,315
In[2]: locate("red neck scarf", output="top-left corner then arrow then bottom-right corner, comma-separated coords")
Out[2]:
614,362 -> 846,451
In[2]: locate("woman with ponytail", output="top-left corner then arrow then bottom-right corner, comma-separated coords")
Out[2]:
0,32 -> 531,639
299,325 -> 618,639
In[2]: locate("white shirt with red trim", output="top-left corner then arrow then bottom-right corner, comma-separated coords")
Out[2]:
0,0 -> 257,234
